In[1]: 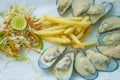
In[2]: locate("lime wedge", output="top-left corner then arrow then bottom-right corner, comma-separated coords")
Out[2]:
11,16 -> 27,30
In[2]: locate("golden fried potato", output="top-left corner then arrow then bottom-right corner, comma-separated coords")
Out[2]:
41,36 -> 71,44
35,29 -> 65,36
35,15 -> 93,49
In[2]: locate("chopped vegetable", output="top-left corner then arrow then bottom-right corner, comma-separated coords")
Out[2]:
0,5 -> 43,56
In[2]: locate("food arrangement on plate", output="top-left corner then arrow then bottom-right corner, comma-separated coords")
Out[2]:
0,0 -> 120,80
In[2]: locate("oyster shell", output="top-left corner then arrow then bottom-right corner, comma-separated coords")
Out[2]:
87,3 -> 104,15
98,30 -> 120,45
75,52 -> 98,80
97,44 -> 120,59
98,16 -> 120,33
53,51 -> 74,80
90,2 -> 113,24
86,49 -> 118,72
38,46 -> 66,69
56,0 -> 73,16
86,49 -> 110,71
72,0 -> 93,17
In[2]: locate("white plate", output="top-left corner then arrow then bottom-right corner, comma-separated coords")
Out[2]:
0,0 -> 120,80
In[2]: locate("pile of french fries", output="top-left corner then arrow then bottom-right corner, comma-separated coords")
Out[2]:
34,15 -> 97,49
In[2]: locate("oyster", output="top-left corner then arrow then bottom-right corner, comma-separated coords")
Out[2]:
97,44 -> 120,59
98,30 -> 120,45
75,52 -> 98,80
86,49 -> 110,71
87,3 -> 104,15
53,51 -> 74,80
56,0 -> 73,16
72,0 -> 93,17
90,2 -> 113,24
98,16 -> 120,33
38,46 -> 66,69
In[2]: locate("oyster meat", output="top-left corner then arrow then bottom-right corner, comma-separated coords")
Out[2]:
90,2 -> 113,24
98,30 -> 120,45
98,16 -> 120,33
87,3 -> 104,15
75,52 -> 98,80
53,51 -> 74,80
72,0 -> 93,17
86,49 -> 110,71
56,0 -> 73,15
97,44 -> 120,59
38,46 -> 66,69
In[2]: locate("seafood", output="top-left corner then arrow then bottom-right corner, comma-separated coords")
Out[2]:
90,2 -> 113,24
97,44 -> 120,59
98,16 -> 120,33
56,0 -> 73,15
98,30 -> 120,45
87,3 -> 104,15
86,49 -> 110,71
38,46 -> 66,69
74,52 -> 98,80
86,49 -> 118,72
53,51 -> 74,80
72,0 -> 93,17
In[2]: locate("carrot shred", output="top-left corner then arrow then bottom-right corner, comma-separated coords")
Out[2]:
25,16 -> 41,30
8,38 -> 18,55
28,30 -> 40,41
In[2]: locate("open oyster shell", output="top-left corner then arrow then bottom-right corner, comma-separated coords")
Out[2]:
97,44 -> 120,59
86,49 -> 110,71
74,52 -> 98,80
98,30 -> 120,45
72,0 -> 93,17
90,2 -> 113,24
98,16 -> 120,33
87,3 -> 104,15
86,49 -> 118,72
56,0 -> 73,16
53,51 -> 74,80
38,46 -> 66,69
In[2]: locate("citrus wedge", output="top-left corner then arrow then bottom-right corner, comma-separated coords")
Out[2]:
11,16 -> 27,30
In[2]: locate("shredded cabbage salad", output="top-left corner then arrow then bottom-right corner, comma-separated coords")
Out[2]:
0,5 -> 43,56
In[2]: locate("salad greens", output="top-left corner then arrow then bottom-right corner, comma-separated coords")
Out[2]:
0,5 -> 43,56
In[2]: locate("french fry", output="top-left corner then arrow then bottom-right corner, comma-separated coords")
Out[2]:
81,16 -> 90,22
69,33 -> 84,49
44,15 -> 90,27
72,41 -> 97,48
77,30 -> 84,39
80,26 -> 92,42
65,17 -> 83,21
41,21 -> 53,26
35,29 -> 65,36
82,41 -> 97,47
35,14 -> 93,49
64,26 -> 76,34
43,25 -> 70,31
72,44 -> 82,49
75,26 -> 82,33
41,36 -> 71,44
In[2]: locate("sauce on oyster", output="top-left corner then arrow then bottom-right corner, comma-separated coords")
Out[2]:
75,52 -> 96,77
72,0 -> 93,17
87,3 -> 104,15
53,52 -> 74,80
86,49 -> 110,71
98,16 -> 120,33
38,46 -> 66,69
